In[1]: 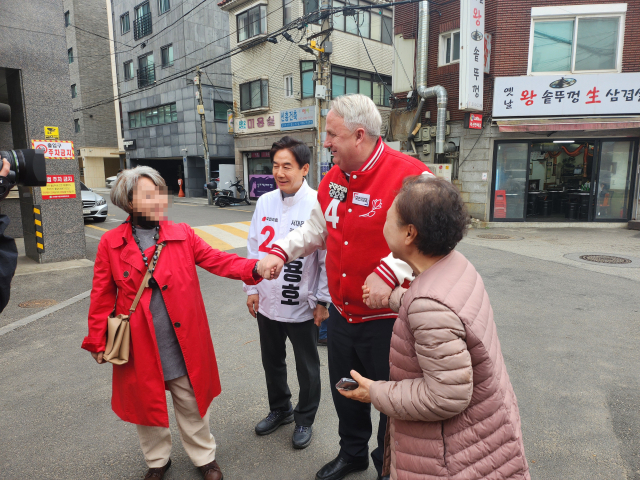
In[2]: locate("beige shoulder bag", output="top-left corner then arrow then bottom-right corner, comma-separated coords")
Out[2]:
104,243 -> 165,365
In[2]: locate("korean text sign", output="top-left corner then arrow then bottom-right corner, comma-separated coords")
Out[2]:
31,140 -> 75,160
280,107 -> 316,131
493,73 -> 640,117
41,175 -> 76,200
459,0 -> 484,111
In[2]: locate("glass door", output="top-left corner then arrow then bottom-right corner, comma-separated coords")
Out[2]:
593,140 -> 636,221
492,142 -> 529,220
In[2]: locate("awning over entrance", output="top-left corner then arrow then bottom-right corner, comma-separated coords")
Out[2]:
495,117 -> 640,132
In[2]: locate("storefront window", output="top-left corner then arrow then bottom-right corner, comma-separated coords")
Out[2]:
493,143 -> 528,220
247,151 -> 276,198
595,140 -> 634,220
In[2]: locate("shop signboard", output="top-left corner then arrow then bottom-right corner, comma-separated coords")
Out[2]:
31,140 -> 74,160
40,174 -> 76,200
236,112 -> 280,134
280,106 -> 316,131
493,73 -> 640,117
459,0 -> 484,111
465,112 -> 483,129
248,175 -> 276,197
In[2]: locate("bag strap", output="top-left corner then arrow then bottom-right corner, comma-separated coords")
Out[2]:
129,242 -> 165,314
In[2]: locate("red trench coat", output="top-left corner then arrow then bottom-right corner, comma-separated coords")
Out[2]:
81,220 -> 260,427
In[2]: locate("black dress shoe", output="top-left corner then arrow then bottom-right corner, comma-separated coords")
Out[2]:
315,454 -> 368,480
255,408 -> 294,436
144,458 -> 171,479
292,425 -> 313,449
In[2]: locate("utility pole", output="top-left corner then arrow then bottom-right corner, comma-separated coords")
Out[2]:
316,0 -> 332,188
195,66 -> 212,205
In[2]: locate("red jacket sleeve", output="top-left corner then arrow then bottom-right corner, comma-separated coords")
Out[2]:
81,238 -> 117,353
189,226 -> 261,285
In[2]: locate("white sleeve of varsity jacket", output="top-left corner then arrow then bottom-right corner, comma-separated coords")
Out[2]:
315,248 -> 331,303
243,206 -> 260,296
271,199 -> 327,262
375,253 -> 415,289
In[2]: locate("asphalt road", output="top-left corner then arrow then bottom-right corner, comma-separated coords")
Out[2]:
0,199 -> 638,479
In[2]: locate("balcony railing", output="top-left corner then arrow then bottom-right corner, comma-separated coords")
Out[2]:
133,12 -> 152,40
137,64 -> 156,88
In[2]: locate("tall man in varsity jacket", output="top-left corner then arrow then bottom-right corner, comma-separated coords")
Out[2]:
257,94 -> 433,480
244,136 -> 331,450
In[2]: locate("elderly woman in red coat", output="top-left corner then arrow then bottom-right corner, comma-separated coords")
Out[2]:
82,166 -> 262,480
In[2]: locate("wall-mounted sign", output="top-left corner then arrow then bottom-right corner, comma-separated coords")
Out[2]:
493,73 -> 640,117
459,0 -> 485,111
31,140 -> 74,159
123,139 -> 137,150
280,106 -> 316,131
484,33 -> 492,75
44,126 -> 59,140
227,110 -> 234,133
236,112 -> 280,134
41,174 -> 76,200
465,112 -> 483,129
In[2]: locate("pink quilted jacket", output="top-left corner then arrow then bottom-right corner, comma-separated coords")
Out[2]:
370,250 -> 530,480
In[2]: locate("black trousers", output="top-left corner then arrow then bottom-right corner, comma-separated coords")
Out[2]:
256,313 -> 321,427
327,305 -> 395,474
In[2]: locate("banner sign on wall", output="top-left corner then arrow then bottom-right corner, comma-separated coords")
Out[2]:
280,107 -> 316,131
41,174 -> 76,200
236,112 -> 280,134
459,0 -> 485,111
31,140 -> 74,160
493,73 -> 640,117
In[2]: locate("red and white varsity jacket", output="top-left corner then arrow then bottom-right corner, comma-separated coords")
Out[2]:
270,138 -> 433,324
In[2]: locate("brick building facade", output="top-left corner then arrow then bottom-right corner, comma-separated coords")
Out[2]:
391,0 -> 640,224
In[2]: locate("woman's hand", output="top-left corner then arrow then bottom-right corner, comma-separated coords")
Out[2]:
247,294 -> 259,318
313,304 -> 329,327
338,370 -> 373,403
91,352 -> 105,364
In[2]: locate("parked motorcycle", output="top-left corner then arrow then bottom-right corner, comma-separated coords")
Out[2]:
209,177 -> 251,207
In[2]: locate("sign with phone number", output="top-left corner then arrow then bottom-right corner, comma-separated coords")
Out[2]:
40,174 -> 76,200
31,140 -> 75,160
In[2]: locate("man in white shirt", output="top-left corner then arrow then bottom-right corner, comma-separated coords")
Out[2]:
243,136 -> 331,450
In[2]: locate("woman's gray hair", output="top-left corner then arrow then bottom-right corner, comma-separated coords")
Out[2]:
330,94 -> 382,138
110,166 -> 166,213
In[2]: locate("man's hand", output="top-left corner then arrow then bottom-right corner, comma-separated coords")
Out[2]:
313,304 -> 329,327
0,158 -> 10,177
91,352 -> 105,364
363,272 -> 392,309
247,294 -> 259,318
257,254 -> 285,280
338,370 -> 373,404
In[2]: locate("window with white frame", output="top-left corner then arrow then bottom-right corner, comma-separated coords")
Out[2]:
529,4 -> 626,73
237,4 -> 267,42
439,29 -> 460,66
284,75 -> 294,98
240,79 -> 269,111
283,0 -> 293,25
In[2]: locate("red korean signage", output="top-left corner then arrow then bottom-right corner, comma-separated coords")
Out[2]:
465,113 -> 483,129
40,175 -> 76,200
31,140 -> 75,160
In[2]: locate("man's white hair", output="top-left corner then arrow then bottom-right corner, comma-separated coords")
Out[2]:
110,166 -> 166,214
330,94 -> 381,138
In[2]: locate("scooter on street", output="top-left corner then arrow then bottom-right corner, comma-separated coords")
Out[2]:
208,177 -> 251,207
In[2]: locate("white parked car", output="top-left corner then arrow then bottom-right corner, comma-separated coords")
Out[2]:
81,182 -> 108,222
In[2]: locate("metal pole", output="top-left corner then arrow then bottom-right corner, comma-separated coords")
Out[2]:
195,66 -> 212,205
317,0 -> 331,188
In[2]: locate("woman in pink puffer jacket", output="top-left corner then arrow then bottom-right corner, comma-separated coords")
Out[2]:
342,176 -> 530,480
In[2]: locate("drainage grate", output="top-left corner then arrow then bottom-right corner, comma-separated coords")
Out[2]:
477,234 -> 512,240
18,299 -> 58,308
579,255 -> 632,265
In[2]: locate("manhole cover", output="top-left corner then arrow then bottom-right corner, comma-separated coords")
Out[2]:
579,255 -> 632,264
477,234 -> 512,240
18,299 -> 58,308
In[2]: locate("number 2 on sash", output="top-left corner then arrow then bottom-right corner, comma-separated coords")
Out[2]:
324,198 -> 340,229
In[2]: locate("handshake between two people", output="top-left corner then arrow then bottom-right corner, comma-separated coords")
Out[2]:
255,254 -> 393,311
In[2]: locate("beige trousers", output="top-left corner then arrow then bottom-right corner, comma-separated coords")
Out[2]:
136,375 -> 217,468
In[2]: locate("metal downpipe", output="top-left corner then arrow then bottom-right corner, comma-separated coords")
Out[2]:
415,0 -> 454,155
